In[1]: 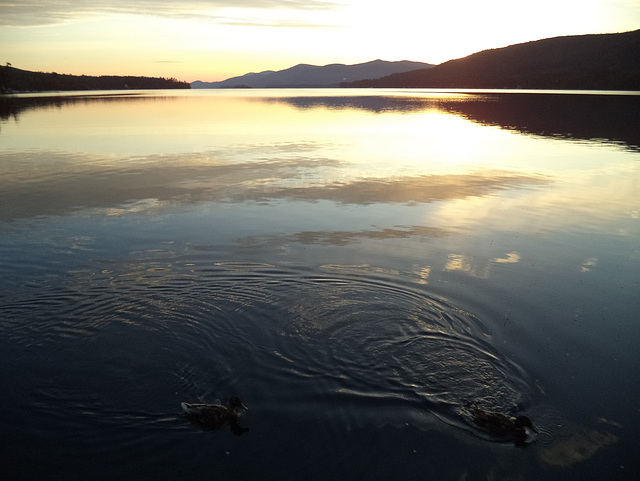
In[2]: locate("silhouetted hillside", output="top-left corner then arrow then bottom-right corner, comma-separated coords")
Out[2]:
0,66 -> 190,93
256,93 -> 640,151
192,60 -> 433,88
344,30 -> 640,90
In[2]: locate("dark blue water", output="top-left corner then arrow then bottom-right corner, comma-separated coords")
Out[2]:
1,90 -> 639,480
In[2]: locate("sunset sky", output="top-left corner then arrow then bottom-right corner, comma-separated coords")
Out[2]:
1,0 -> 638,83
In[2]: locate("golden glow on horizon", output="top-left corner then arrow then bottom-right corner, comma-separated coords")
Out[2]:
1,0 -> 638,82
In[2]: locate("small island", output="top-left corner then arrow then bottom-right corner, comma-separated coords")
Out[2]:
0,65 -> 191,93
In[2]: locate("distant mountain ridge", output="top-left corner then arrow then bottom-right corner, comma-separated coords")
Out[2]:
191,59 -> 434,88
344,30 -> 640,90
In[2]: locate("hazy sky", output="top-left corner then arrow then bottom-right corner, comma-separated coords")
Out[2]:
1,0 -> 638,82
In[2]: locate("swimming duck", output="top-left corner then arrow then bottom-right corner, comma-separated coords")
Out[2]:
468,408 -> 538,446
181,397 -> 248,431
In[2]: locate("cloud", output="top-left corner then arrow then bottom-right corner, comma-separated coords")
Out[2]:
254,173 -> 549,205
239,225 -> 456,247
492,252 -> 521,264
581,257 -> 598,272
0,144 -> 546,222
0,0 -> 338,27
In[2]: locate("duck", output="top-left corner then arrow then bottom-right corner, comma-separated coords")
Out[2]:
468,408 -> 538,446
181,396 -> 248,432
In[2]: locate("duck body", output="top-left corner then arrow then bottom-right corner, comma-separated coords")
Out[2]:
181,396 -> 248,430
468,408 -> 538,446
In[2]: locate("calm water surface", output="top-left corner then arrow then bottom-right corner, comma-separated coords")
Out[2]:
1,89 -> 639,480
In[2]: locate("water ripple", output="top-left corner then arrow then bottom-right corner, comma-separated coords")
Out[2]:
0,261 -> 535,451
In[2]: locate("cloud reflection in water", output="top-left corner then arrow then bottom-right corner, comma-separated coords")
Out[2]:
0,148 -> 548,222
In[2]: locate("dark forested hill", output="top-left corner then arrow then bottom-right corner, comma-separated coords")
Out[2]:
0,66 -> 191,93
344,30 -> 640,90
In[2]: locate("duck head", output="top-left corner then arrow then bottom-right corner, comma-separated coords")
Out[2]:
512,415 -> 538,446
514,415 -> 537,433
227,396 -> 248,412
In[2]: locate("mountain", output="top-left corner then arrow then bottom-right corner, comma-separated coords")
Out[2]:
343,30 -> 640,90
191,59 -> 434,89
0,66 -> 191,93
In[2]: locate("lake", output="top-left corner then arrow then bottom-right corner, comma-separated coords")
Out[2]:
1,88 -> 639,480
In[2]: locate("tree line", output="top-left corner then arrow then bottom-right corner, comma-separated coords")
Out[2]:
0,65 -> 190,93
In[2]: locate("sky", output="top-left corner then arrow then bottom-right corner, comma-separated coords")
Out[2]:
0,0 -> 638,82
